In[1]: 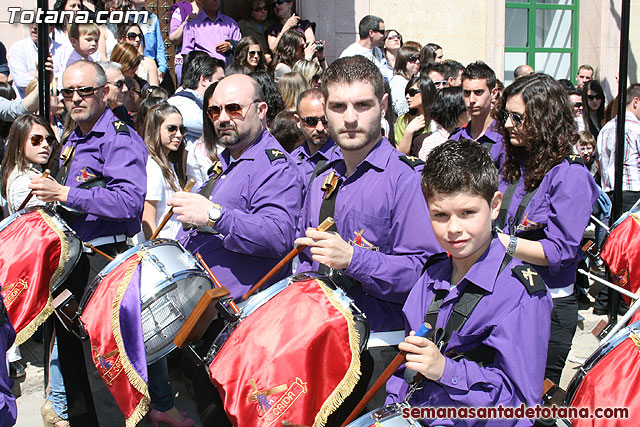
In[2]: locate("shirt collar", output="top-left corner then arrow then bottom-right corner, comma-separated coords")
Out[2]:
70,107 -> 113,140
200,9 -> 222,23
220,128 -> 269,167
301,138 -> 335,159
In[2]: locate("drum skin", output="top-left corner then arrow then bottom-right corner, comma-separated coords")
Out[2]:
566,323 -> 640,426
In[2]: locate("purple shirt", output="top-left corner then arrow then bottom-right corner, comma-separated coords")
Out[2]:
295,138 -> 441,332
290,139 -> 337,193
181,10 -> 242,61
178,130 -> 303,299
450,120 -> 504,169
61,108 -> 148,241
386,236 -> 553,426
0,297 -> 16,427
497,159 -> 599,289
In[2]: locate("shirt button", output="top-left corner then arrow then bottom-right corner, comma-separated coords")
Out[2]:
221,175 -> 226,179
451,377 -> 458,385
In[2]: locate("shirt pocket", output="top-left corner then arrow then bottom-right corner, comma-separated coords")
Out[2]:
341,210 -> 392,253
513,192 -> 549,237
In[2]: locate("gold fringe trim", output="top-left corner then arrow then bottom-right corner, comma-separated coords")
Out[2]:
15,210 -> 71,345
110,254 -> 150,427
313,280 -> 361,427
630,334 -> 640,352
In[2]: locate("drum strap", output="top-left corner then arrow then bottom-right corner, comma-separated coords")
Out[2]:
183,161 -> 223,232
493,177 -> 538,234
55,137 -> 76,185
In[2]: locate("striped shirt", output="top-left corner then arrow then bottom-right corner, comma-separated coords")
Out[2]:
597,111 -> 640,192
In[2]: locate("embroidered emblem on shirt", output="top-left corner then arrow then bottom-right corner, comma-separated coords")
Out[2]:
512,265 -> 546,295
111,120 -> 130,134
0,279 -> 28,308
515,213 -> 544,232
567,154 -> 584,165
248,377 -> 307,426
399,155 -> 425,169
266,149 -> 286,162
348,229 -> 380,251
76,167 -> 97,183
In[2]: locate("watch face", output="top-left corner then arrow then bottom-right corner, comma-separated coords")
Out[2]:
209,205 -> 221,221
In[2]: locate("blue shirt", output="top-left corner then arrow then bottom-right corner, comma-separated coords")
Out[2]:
131,11 -> 168,74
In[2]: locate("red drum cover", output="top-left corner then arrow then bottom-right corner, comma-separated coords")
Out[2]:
600,213 -> 640,305
209,278 -> 362,427
570,334 -> 640,426
0,210 -> 65,344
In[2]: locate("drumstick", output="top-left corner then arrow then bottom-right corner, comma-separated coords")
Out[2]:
341,323 -> 432,426
150,178 -> 195,240
82,243 -> 114,261
196,253 -> 240,315
241,217 -> 335,301
18,169 -> 50,211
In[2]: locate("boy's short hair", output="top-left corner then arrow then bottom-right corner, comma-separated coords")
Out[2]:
462,61 -> 497,91
321,55 -> 385,101
68,22 -> 100,40
578,130 -> 596,148
422,138 -> 498,205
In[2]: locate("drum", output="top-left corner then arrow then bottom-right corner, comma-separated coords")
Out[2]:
564,320 -> 640,426
0,207 -> 82,344
78,238 -> 214,364
346,403 -> 420,426
207,273 -> 369,427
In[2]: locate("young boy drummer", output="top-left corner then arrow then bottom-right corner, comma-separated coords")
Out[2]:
385,140 -> 553,425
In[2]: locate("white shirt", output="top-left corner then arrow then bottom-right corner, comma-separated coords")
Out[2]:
418,123 -> 450,161
168,89 -> 203,148
390,74 -> 409,117
8,36 -> 63,99
187,137 -> 215,191
339,41 -> 392,82
134,158 -> 181,243
6,165 -> 46,215
597,111 -> 640,193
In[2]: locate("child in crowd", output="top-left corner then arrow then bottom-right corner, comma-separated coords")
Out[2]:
578,130 -> 599,181
386,139 -> 553,426
66,23 -> 100,68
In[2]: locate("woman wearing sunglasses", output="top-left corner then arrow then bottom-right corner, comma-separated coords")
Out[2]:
495,74 -> 599,415
394,74 -> 436,156
267,0 -> 316,53
390,45 -> 420,117
114,23 -> 159,87
137,102 -> 193,427
234,36 -> 268,73
383,29 -> 402,73
1,114 -> 57,214
581,80 -> 606,138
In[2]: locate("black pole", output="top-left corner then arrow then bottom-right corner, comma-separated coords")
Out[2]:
37,0 -> 50,120
608,0 -> 631,326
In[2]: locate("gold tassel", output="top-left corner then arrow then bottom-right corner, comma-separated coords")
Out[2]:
313,279 -> 362,427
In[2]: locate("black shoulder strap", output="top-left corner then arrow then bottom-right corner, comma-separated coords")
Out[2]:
317,177 -> 342,275
494,179 -> 518,230
197,160 -> 223,199
482,141 -> 495,151
172,91 -> 204,109
55,138 -> 77,185
511,187 -> 538,234
308,158 -> 327,187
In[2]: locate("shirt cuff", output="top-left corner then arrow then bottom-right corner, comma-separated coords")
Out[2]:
212,204 -> 229,234
539,238 -> 560,276
344,244 -> 372,281
437,357 -> 469,392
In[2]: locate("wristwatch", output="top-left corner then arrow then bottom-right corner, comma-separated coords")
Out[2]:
207,203 -> 222,228
506,235 -> 518,256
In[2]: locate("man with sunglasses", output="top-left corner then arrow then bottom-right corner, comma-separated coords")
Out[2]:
339,15 -> 392,82
29,60 -> 147,426
292,88 -> 337,192
294,56 -> 440,417
97,61 -> 135,127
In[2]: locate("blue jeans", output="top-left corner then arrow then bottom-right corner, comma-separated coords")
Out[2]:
148,357 -> 174,412
48,338 -> 68,419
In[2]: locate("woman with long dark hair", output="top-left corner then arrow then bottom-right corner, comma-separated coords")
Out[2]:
271,30 -> 315,82
417,86 -> 468,160
494,74 -> 599,404
394,74 -> 436,156
389,45 -> 420,116
582,80 -> 605,138
234,36 -> 268,73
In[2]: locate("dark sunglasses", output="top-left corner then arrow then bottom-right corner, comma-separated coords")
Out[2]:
251,5 -> 268,12
406,88 -> 421,97
572,102 -> 583,109
30,134 -> 57,146
207,101 -> 259,120
61,86 -> 104,98
166,124 -> 188,134
387,34 -> 401,41
587,94 -> 602,101
407,55 -> 419,63
108,79 -> 126,89
248,50 -> 262,57
301,116 -> 328,126
372,29 -> 385,34
502,111 -> 524,127
273,0 -> 291,6
126,32 -> 142,40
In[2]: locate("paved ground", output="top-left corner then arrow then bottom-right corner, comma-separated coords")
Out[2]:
11,285 -> 615,427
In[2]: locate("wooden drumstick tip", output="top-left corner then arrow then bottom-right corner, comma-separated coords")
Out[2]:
183,178 -> 195,192
317,217 -> 334,232
42,169 -> 51,178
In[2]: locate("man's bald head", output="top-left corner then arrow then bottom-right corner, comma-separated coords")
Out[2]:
215,74 -> 264,104
64,60 -> 108,88
514,64 -> 534,80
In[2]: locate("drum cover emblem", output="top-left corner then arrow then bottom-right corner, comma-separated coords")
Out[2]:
76,167 -> 97,183
91,345 -> 123,386
248,377 -> 308,426
1,279 -> 28,308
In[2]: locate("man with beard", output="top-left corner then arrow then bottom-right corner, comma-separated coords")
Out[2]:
294,55 -> 440,416
292,88 -> 337,192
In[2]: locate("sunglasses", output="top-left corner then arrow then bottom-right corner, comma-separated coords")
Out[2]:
251,6 -> 268,12
108,79 -> 126,89
387,34 -> 401,41
248,50 -> 262,57
408,56 -> 419,63
433,80 -> 447,88
587,94 -> 602,101
61,85 -> 104,98
406,88 -> 421,97
372,29 -> 385,34
207,101 -> 259,120
126,32 -> 142,40
273,0 -> 291,5
502,111 -> 524,127
301,116 -> 328,126
30,134 -> 57,147
166,124 -> 188,134
572,102 -> 583,109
